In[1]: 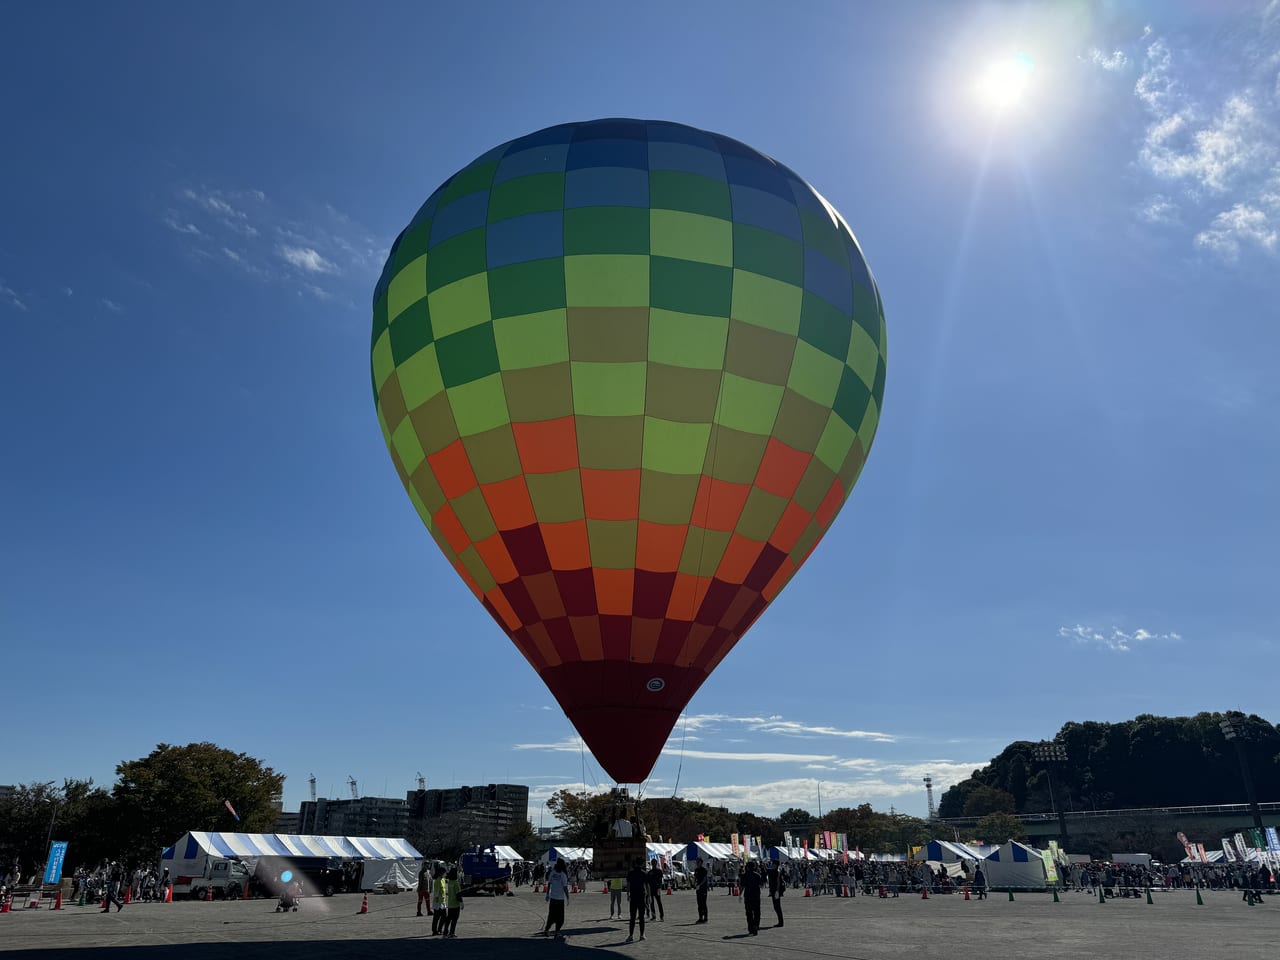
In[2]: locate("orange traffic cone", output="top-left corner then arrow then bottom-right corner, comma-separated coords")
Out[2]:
205,886 -> 212,902
921,886 -> 929,900
164,886 -> 172,903
804,886 -> 811,897
666,886 -> 673,895
878,885 -> 887,898
964,885 -> 970,901
124,886 -> 131,905
602,883 -> 608,894
733,886 -> 740,897
359,893 -> 369,914
1,896 -> 10,913
53,890 -> 63,910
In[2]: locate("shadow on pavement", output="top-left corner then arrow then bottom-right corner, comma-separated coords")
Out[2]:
3,937 -> 630,960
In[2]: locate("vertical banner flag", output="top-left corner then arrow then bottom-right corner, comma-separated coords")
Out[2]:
1223,839 -> 1237,862
1176,831 -> 1193,860
802,838 -> 808,853
1250,828 -> 1266,851
783,830 -> 792,852
1048,840 -> 1062,865
731,833 -> 740,859
1266,827 -> 1280,852
1235,833 -> 1250,861
1196,843 -> 1208,863
44,841 -> 69,885
1041,850 -> 1058,884
757,837 -> 764,863
225,800 -> 240,822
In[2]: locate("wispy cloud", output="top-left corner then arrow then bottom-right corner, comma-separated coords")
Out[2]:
1058,623 -> 1183,652
1087,48 -> 1128,72
662,748 -> 838,764
280,245 -> 337,274
1195,202 -> 1279,258
99,298 -> 124,314
1,280 -> 28,312
162,185 -> 383,300
678,714 -> 897,743
1122,17 -> 1280,260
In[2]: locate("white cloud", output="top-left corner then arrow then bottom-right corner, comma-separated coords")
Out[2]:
1058,623 -> 1183,652
61,287 -> 73,297
280,245 -> 338,274
1088,48 -> 1128,71
662,748 -> 838,764
1141,95 -> 1271,193
222,247 -> 242,263
1,280 -> 27,312
99,298 -> 123,314
164,215 -> 202,236
1138,194 -> 1179,223
1126,20 -> 1280,260
1195,203 -> 1279,258
678,713 -> 898,743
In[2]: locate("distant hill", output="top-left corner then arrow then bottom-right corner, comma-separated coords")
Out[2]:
937,712 -> 1280,818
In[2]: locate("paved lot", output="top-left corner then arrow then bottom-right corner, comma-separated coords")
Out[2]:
3,888 -> 1278,959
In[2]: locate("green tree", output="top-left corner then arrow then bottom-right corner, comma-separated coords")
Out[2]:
962,785 -> 1017,817
112,743 -> 283,863
777,807 -> 815,828
544,789 -> 613,845
974,812 -> 1026,843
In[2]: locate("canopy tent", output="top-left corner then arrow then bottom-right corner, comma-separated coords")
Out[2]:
770,846 -> 818,862
685,841 -> 741,862
648,842 -> 685,863
870,852 -> 907,862
162,832 -> 423,892
162,832 -> 422,862
491,845 -> 526,863
544,846 -> 592,864
1181,851 -> 1226,864
921,840 -> 986,862
979,841 -> 1048,890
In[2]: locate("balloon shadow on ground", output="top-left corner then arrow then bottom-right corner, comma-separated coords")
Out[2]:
3,937 -> 628,960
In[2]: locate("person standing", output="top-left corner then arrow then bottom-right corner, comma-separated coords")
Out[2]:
626,858 -> 647,942
741,861 -> 762,936
431,866 -> 448,935
543,859 -> 570,939
443,867 -> 462,938
608,876 -> 623,919
102,861 -> 125,913
646,859 -> 664,922
766,860 -> 784,928
416,861 -> 432,917
694,859 -> 709,923
973,865 -> 987,900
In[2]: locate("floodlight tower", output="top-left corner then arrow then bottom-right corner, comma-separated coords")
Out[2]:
1032,741 -> 1069,845
1220,715 -> 1265,831
348,776 -> 359,799
923,776 -> 936,820
309,774 -> 317,803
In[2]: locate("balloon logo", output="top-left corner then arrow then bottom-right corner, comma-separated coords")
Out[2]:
372,119 -> 886,783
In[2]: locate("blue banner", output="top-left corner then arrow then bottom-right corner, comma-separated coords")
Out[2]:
44,841 -> 68,884
1266,827 -> 1280,853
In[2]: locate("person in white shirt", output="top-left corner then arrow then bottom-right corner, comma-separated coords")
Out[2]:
543,861 -> 571,939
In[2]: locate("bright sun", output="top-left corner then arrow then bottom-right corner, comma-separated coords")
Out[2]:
975,54 -> 1035,114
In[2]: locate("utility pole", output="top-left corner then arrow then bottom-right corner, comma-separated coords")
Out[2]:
1220,715 -> 1265,831
1032,742 -> 1069,846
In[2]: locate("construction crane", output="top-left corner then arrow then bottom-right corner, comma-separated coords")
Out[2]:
309,774 -> 317,803
348,776 -> 358,799
416,772 -> 426,792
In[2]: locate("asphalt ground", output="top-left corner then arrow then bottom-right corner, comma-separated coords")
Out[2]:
3,887 -> 1278,959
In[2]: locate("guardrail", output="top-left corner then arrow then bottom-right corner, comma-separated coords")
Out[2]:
936,801 -> 1280,825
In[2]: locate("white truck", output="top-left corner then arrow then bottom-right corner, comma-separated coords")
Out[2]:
164,853 -> 252,900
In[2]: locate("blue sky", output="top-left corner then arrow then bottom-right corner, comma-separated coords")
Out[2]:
3,0 -> 1278,824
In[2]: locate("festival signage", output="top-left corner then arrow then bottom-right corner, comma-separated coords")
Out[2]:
1041,850 -> 1058,884
1266,827 -> 1280,852
44,842 -> 68,884
1196,843 -> 1209,863
1222,839 -> 1237,862
1234,833 -> 1250,861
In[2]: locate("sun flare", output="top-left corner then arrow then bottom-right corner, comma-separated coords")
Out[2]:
975,54 -> 1035,113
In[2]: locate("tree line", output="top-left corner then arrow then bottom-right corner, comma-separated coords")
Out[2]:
938,712 -> 1280,819
0,743 -> 283,872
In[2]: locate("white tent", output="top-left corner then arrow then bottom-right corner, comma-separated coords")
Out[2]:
491,845 -> 525,863
647,842 -> 684,863
978,841 -> 1048,890
921,840 -> 986,862
543,846 -> 592,865
770,846 -> 818,862
685,841 -> 736,862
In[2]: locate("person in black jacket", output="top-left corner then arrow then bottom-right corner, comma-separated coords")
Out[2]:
741,861 -> 762,935
626,859 -> 647,942
645,860 -> 664,921
693,859 -> 709,923
766,860 -> 784,928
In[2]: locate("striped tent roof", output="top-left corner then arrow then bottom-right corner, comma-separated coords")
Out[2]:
162,832 -> 422,862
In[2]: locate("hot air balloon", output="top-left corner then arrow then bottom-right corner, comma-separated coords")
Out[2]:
371,119 -> 886,784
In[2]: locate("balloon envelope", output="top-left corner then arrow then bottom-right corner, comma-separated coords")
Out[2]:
372,119 -> 886,783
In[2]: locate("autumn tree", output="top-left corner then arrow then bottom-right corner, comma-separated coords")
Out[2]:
544,789 -> 614,845
113,743 -> 283,863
